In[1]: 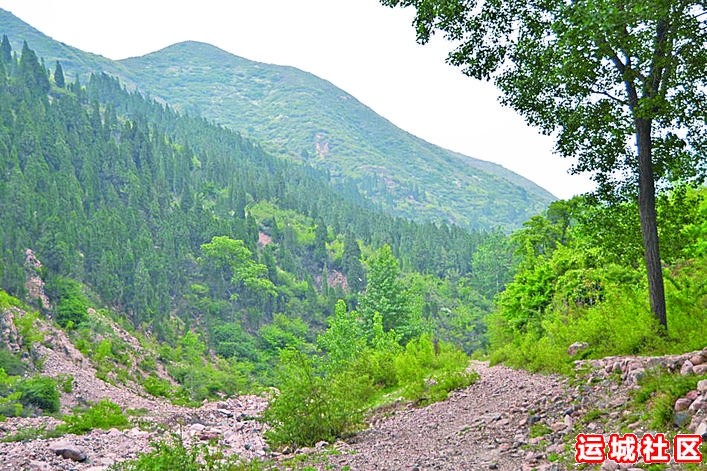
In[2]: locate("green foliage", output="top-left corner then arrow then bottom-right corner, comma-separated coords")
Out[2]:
0,348 -> 25,376
488,193 -> 707,372
631,369 -> 707,429
46,277 -> 89,328
16,376 -> 59,413
393,334 -> 478,404
142,376 -> 173,398
263,347 -> 374,448
57,399 -> 129,435
12,308 -> 44,346
110,435 -> 263,471
114,41 -> 553,231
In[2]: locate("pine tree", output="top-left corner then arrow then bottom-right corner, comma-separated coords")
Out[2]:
53,61 -> 65,88
0,35 -> 11,64
19,42 -> 50,95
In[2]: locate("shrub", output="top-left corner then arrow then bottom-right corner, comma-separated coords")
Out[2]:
16,376 -> 60,413
57,399 -> 129,434
142,375 -> 173,398
0,349 -> 25,376
263,347 -> 373,447
110,435 -> 263,470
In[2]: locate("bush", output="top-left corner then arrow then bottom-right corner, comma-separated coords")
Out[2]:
110,435 -> 262,471
393,334 -> 478,404
0,349 -> 25,376
57,399 -> 129,434
263,347 -> 373,447
142,375 -> 173,398
16,376 -> 60,413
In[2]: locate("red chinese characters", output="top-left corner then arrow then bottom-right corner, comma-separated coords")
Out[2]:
575,433 -> 704,465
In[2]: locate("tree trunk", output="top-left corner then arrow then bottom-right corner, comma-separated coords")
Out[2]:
635,118 -> 667,329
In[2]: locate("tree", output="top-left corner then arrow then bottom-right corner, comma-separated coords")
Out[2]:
1,35 -> 11,64
381,0 -> 707,328
53,61 -> 65,88
19,41 -> 50,95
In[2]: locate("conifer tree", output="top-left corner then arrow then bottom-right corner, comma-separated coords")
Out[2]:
0,35 -> 11,64
53,61 -> 65,88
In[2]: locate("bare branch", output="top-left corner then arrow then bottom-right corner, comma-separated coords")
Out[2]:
590,88 -> 628,104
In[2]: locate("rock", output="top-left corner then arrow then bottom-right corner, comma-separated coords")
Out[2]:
675,397 -> 693,411
28,461 -> 51,471
681,360 -> 694,376
189,423 -> 206,433
686,389 -> 700,400
696,420 -> 707,439
568,342 -> 589,356
693,364 -> 707,375
674,411 -> 691,428
688,397 -> 707,413
697,380 -> 707,393
690,354 -> 706,366
315,440 -> 329,449
601,460 -> 620,471
49,442 -> 88,462
217,408 -> 233,417
626,368 -> 645,384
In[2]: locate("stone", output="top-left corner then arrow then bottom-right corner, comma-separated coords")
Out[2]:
189,423 -> 206,433
681,360 -> 694,376
28,461 -> 51,471
696,420 -> 707,439
217,408 -> 233,417
698,380 -> 707,393
693,364 -> 707,375
49,442 -> 88,462
688,397 -> 707,413
674,397 -> 693,411
690,354 -> 706,366
568,342 -> 589,356
600,461 -> 620,471
686,389 -> 700,400
315,440 -> 329,449
673,411 -> 691,428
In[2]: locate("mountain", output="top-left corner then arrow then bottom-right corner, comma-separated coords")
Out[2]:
120,41 -> 555,230
0,8 -> 554,231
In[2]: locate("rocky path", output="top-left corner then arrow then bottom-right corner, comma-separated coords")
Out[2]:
325,361 -> 578,471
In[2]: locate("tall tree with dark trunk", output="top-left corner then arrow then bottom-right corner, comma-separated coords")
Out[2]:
381,0 -> 707,328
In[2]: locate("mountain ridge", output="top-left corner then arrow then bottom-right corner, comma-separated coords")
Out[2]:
0,7 -> 555,230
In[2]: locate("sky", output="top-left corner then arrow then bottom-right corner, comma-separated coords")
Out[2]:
0,0 -> 596,199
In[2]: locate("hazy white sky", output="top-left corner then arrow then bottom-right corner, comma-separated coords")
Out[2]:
0,0 -> 595,199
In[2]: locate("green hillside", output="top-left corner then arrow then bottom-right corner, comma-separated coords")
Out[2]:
0,8 -> 554,231
119,41 -> 555,230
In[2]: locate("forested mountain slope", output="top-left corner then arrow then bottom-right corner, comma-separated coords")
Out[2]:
0,8 -> 555,231
0,41 -> 494,380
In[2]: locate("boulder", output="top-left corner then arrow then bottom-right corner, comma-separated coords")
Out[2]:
567,342 -> 589,356
49,442 -> 87,462
698,379 -> 707,393
680,360 -> 694,376
693,363 -> 707,375
674,397 -> 693,412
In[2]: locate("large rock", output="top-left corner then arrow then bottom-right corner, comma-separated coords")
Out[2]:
680,360 -> 694,376
693,363 -> 707,375
49,442 -> 87,462
567,342 -> 589,356
674,397 -> 693,412
698,379 -> 707,393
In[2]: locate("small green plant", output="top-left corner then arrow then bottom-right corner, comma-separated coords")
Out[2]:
56,374 -> 74,393
109,435 -> 264,470
57,399 -> 129,434
529,422 -> 553,438
0,425 -> 47,442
